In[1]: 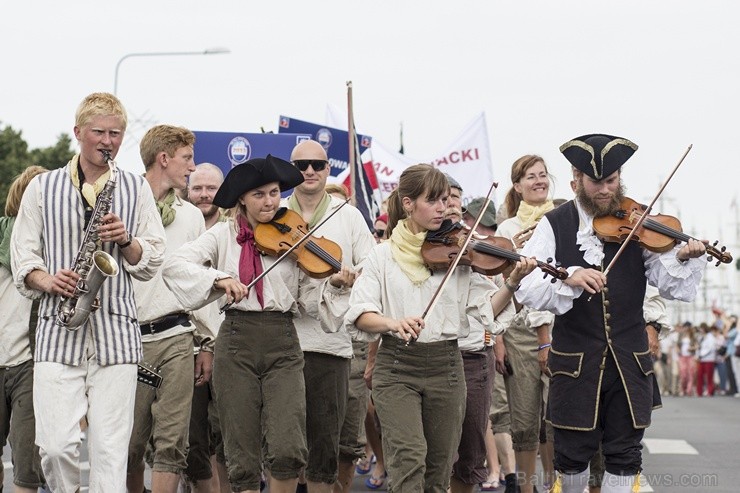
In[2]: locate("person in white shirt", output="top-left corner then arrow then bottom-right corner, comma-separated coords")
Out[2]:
125,125 -> 217,493
0,165 -> 48,493
516,133 -> 707,493
446,180 -> 515,493
695,323 -> 718,396
162,155 -> 353,493
11,92 -> 166,492
283,140 -> 372,493
345,164 -> 536,493
184,162 -> 229,493
493,155 -> 557,493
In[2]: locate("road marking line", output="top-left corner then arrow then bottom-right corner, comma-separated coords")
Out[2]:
642,438 -> 698,455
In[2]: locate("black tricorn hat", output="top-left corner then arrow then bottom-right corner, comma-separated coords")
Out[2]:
212,155 -> 304,208
559,134 -> 638,180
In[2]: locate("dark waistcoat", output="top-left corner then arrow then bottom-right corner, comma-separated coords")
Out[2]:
545,201 -> 660,430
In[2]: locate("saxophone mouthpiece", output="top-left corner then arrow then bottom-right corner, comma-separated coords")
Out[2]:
101,150 -> 112,162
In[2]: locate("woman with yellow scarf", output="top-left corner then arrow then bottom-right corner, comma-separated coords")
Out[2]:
345,164 -> 536,493
494,155 -> 557,493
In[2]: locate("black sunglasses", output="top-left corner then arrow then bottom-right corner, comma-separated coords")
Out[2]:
374,228 -> 386,238
293,159 -> 328,172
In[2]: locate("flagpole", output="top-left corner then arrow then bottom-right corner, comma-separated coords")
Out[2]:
399,121 -> 404,154
347,81 -> 357,207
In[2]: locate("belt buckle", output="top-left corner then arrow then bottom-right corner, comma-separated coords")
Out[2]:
145,321 -> 157,335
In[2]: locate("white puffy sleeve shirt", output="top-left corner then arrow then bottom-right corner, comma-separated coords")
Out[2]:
515,199 -> 706,315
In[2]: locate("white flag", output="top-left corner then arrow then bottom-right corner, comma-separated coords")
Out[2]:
340,113 -> 495,207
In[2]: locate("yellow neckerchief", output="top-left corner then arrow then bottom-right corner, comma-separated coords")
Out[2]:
288,192 -> 332,229
69,156 -> 111,207
516,200 -> 554,229
389,218 -> 430,285
157,188 -> 177,227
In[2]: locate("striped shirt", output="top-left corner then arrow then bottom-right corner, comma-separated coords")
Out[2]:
10,156 -> 166,366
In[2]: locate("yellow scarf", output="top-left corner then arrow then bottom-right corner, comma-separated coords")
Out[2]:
288,192 -> 332,229
389,219 -> 430,285
516,200 -> 554,229
69,156 -> 111,207
157,189 -> 177,227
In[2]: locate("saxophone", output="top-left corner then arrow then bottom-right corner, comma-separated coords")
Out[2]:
56,150 -> 121,330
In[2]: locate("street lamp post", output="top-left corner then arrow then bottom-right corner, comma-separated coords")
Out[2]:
113,47 -> 230,95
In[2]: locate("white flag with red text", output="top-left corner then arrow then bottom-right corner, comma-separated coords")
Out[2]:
328,112 -> 495,208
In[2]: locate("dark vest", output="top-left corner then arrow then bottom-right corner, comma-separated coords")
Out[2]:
545,201 -> 659,430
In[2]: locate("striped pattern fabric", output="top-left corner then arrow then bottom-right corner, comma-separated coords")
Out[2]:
34,167 -> 144,366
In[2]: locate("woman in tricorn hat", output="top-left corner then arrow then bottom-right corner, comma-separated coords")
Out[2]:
163,155 -> 354,493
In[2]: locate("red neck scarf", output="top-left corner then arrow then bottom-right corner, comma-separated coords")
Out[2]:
236,215 -> 264,307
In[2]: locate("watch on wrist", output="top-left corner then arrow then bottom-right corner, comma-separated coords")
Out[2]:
504,279 -> 520,293
118,232 -> 132,249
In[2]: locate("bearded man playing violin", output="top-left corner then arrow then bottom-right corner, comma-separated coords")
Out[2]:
516,134 -> 707,493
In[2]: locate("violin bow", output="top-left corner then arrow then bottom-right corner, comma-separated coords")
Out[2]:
219,197 -> 351,313
600,144 -> 692,278
417,181 -> 498,327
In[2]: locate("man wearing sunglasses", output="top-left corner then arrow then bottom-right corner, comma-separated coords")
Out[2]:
284,140 -> 375,493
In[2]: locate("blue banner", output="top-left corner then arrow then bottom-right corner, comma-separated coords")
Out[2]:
277,116 -> 372,178
193,131 -> 311,178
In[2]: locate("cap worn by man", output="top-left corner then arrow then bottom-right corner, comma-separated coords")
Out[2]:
445,173 -> 462,192
464,197 -> 497,228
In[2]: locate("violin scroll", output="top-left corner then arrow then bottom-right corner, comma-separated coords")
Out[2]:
541,257 -> 568,283
707,240 -> 733,266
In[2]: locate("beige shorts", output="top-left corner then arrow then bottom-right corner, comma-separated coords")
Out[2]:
127,331 -> 195,473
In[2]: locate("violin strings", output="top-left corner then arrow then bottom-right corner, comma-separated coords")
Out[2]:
641,217 -> 691,243
290,226 -> 342,271
305,240 -> 342,270
471,241 -> 523,262
470,239 -> 562,276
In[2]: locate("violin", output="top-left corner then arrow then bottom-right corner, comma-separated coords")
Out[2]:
254,208 -> 342,278
421,220 -> 568,282
592,197 -> 733,266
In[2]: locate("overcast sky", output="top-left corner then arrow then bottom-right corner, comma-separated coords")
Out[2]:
2,0 -> 738,315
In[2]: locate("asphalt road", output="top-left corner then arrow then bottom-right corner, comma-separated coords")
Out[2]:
4,395 -> 738,492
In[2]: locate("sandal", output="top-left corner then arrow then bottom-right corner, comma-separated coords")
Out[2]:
365,472 -> 386,490
355,456 -> 373,475
480,479 -> 500,491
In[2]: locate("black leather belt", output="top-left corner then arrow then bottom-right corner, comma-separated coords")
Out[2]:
139,313 -> 190,335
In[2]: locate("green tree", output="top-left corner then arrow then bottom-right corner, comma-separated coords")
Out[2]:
0,122 -> 73,212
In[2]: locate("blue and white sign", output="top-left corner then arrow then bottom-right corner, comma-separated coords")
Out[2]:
193,131 -> 311,178
277,115 -> 372,179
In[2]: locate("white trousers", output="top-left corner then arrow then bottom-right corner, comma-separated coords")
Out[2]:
34,353 -> 137,493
